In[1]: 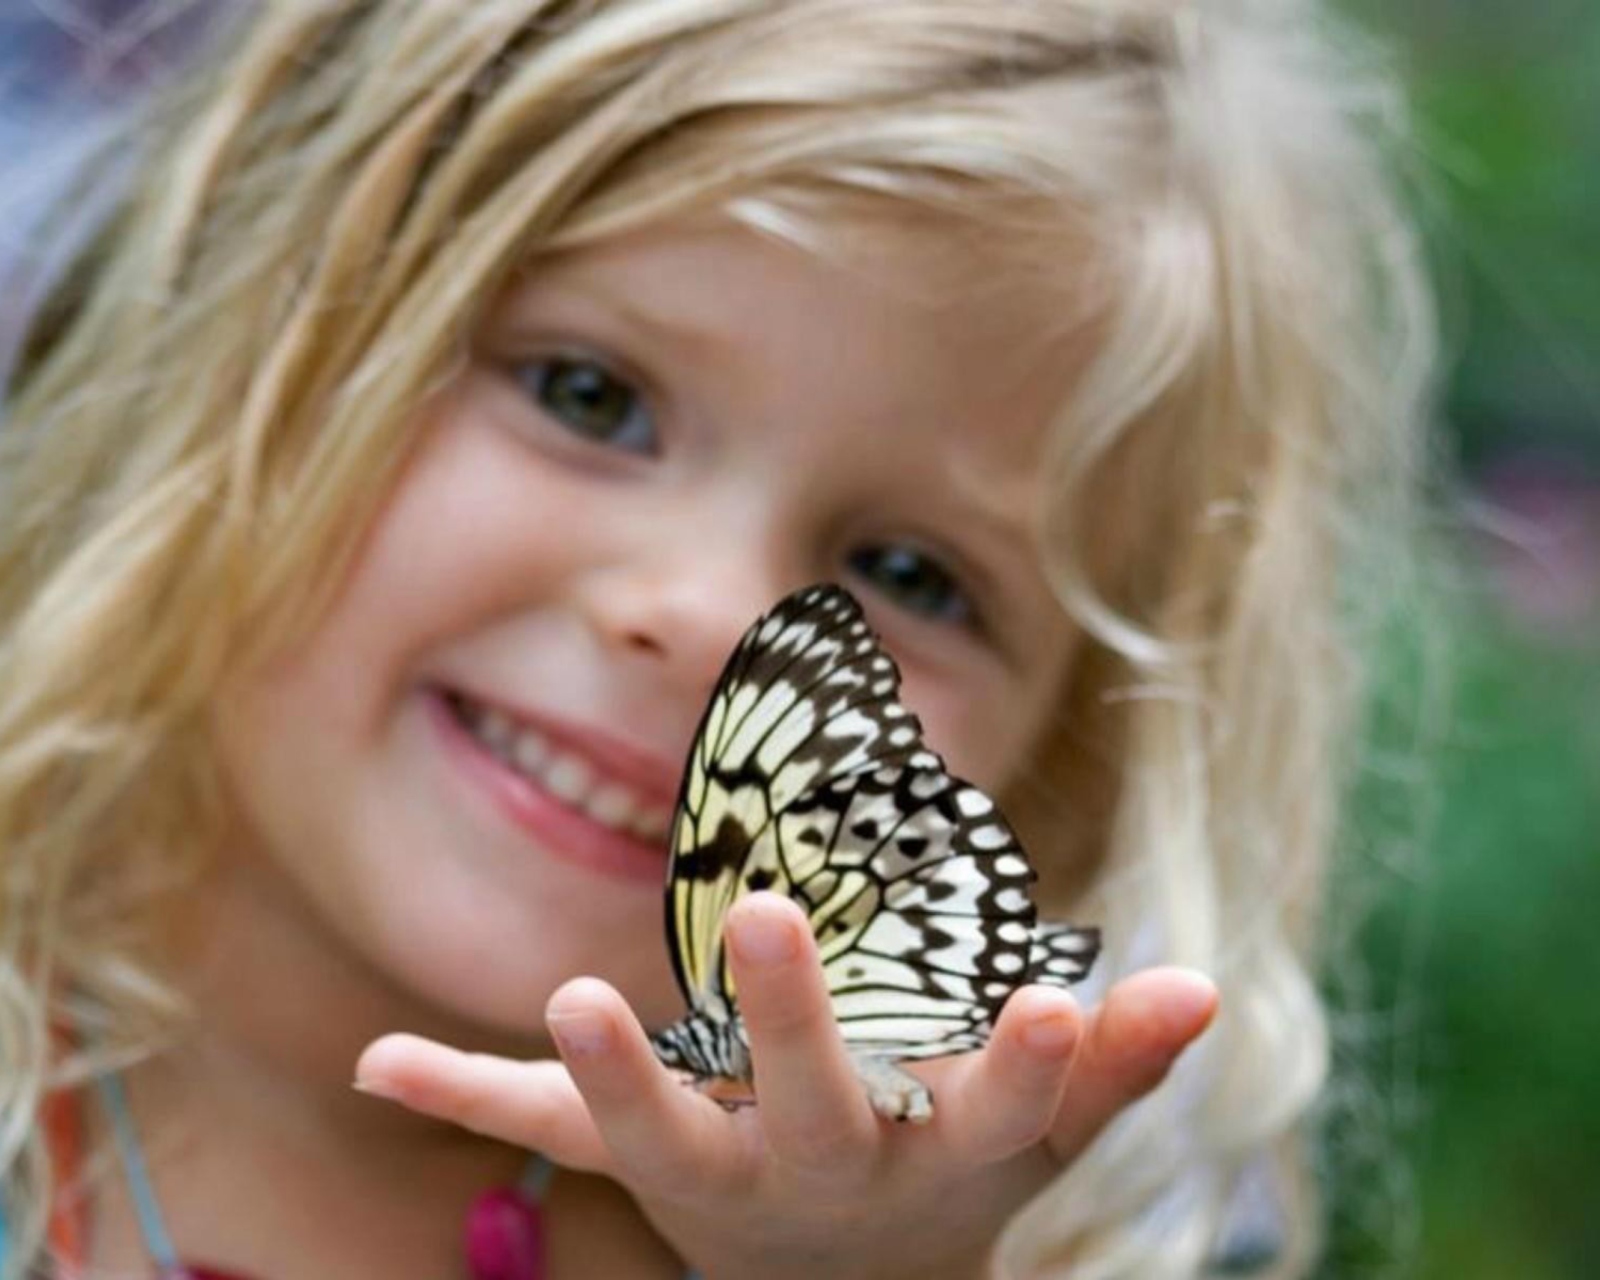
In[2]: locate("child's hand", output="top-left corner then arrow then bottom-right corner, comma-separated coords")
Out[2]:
356,893 -> 1217,1280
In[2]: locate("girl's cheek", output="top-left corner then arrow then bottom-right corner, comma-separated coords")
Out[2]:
904,678 -> 1021,792
906,633 -> 1078,794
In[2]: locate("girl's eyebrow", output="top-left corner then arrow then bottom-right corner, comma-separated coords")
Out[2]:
497,275 -> 732,359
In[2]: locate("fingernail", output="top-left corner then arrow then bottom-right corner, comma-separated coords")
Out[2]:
548,1010 -> 610,1057
728,910 -> 800,967
1167,969 -> 1220,1032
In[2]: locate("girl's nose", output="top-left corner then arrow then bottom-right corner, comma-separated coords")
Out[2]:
579,553 -> 798,698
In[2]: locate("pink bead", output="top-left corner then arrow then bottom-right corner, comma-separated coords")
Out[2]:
464,1187 -> 546,1280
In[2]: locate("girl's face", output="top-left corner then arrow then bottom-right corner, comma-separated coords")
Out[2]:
213,217 -> 1084,1040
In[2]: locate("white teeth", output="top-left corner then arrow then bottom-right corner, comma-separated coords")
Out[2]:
585,783 -> 638,829
512,728 -> 549,774
543,752 -> 592,803
478,708 -> 515,753
631,805 -> 673,840
455,692 -> 672,842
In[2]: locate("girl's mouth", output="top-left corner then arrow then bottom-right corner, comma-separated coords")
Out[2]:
428,686 -> 677,883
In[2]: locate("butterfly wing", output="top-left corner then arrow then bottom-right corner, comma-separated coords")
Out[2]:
774,764 -> 1099,1059
1030,920 -> 1103,988
656,582 -> 1099,1082
665,585 -> 939,1015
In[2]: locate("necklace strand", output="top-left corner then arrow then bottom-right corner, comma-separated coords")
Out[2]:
94,1071 -> 549,1280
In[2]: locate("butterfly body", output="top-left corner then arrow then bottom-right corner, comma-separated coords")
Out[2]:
651,584 -> 1100,1120
651,1001 -> 751,1084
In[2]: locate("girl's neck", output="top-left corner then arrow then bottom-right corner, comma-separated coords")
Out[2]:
89,1003 -> 682,1280
91,1049 -> 528,1278
85,849 -> 538,1276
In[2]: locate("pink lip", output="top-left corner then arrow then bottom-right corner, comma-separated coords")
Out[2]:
424,688 -> 678,886
450,682 -> 682,806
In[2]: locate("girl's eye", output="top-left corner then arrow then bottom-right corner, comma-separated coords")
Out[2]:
515,355 -> 656,454
848,544 -> 974,626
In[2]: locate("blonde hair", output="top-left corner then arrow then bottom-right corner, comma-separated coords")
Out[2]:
0,1 -> 1435,1276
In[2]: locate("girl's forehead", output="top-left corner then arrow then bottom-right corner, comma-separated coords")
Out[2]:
500,210 -> 1095,411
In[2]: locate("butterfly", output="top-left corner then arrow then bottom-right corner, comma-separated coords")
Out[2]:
649,583 -> 1101,1122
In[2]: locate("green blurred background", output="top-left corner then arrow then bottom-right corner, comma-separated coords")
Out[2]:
1321,2 -> 1600,1277
3,2 -> 1597,1276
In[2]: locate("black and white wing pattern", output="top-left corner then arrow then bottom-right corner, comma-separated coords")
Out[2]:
649,583 -> 1100,1119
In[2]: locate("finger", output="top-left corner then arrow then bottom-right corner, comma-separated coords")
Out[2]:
1046,967 -> 1218,1163
724,893 -> 880,1176
546,976 -> 747,1197
353,1033 -> 611,1173
933,985 -> 1083,1165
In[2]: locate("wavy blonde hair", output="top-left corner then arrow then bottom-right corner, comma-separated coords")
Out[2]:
0,1 -> 1435,1275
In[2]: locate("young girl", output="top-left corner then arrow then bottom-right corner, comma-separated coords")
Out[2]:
0,1 -> 1434,1276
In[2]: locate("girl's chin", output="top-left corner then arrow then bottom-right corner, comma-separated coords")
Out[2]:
365,920 -> 680,1044
343,851 -> 681,1037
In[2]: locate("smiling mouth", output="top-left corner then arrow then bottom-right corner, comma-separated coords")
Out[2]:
441,690 -> 675,844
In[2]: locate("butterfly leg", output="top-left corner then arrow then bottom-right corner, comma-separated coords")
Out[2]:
849,1053 -> 933,1124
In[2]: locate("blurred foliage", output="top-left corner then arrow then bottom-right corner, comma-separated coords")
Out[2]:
1345,0 -> 1600,468
1319,4 -> 1600,1277
1400,618 -> 1600,1279
1321,597 -> 1600,1278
